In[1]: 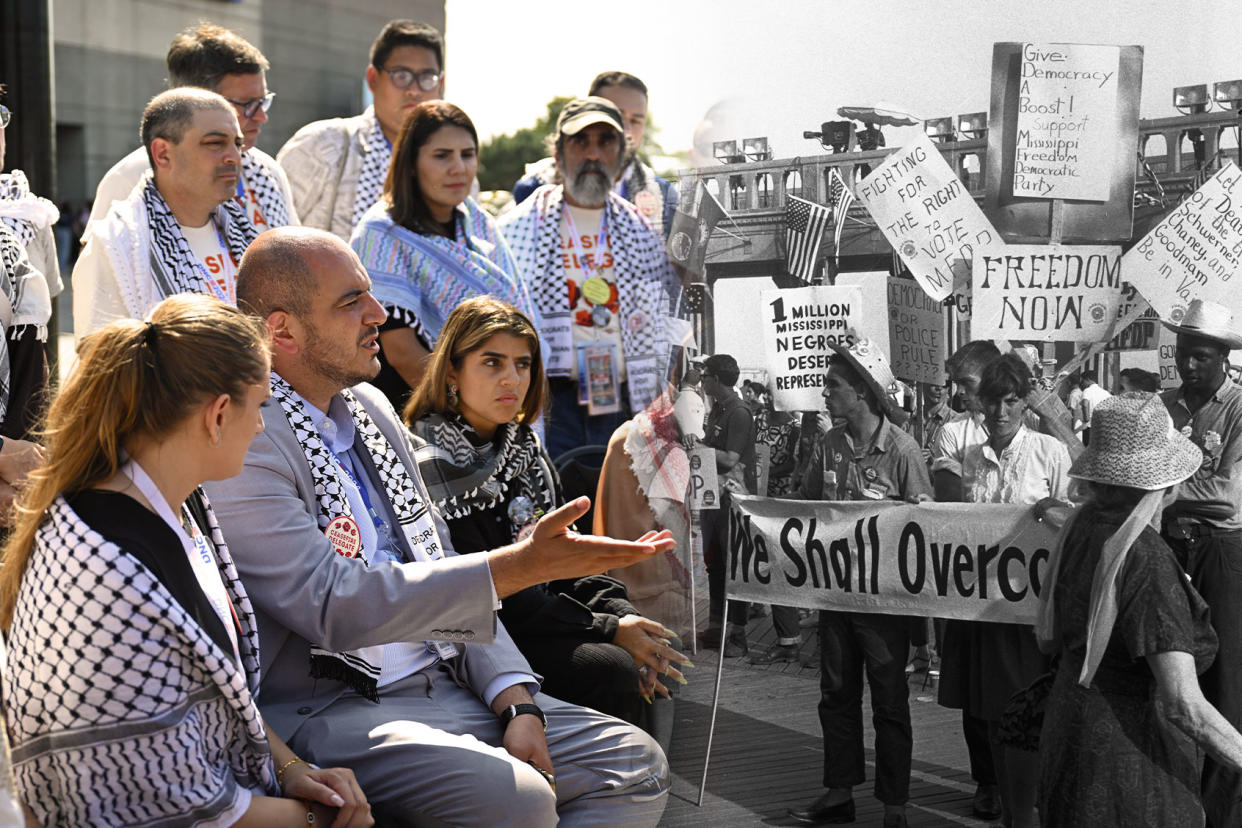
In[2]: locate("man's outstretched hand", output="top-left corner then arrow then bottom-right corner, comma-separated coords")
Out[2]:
488,496 -> 675,598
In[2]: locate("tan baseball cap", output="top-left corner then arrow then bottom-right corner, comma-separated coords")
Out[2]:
557,96 -> 624,137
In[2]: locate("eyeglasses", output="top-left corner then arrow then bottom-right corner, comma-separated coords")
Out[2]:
381,67 -> 441,92
224,92 -> 276,120
0,106 -> 10,129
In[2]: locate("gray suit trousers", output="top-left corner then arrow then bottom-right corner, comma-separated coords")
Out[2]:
290,666 -> 669,827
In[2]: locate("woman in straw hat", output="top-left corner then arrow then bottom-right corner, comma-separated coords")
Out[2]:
1036,393 -> 1242,826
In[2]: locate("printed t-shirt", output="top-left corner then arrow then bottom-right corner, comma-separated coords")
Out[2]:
180,220 -> 237,304
560,203 -> 627,382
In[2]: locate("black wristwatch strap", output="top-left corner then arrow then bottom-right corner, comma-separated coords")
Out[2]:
500,702 -> 547,730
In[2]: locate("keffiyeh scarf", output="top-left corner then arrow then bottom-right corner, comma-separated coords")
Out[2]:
499,185 -> 674,413
143,175 -> 257,303
240,150 -> 292,229
270,373 -> 448,700
351,112 -> 391,228
352,198 -> 537,347
623,390 -> 691,589
5,495 -> 275,826
411,413 -> 556,538
0,171 -> 58,248
0,225 -> 46,421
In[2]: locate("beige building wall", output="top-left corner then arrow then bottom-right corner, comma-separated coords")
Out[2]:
53,0 -> 445,201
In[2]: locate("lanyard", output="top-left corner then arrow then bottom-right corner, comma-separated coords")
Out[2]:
563,204 -> 609,285
190,218 -> 236,305
331,447 -> 397,558
124,460 -> 241,663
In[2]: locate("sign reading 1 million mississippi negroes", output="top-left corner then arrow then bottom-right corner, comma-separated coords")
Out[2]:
1014,42 -> 1121,201
762,285 -> 862,411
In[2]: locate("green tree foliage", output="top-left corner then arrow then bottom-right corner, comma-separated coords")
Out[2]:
478,96 -> 570,192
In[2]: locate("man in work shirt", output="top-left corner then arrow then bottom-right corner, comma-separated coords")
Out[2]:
791,337 -> 929,828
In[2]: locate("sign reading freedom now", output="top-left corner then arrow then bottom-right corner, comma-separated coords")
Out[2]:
725,496 -> 1059,623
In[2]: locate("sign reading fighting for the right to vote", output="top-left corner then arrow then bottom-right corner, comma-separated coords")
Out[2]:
762,285 -> 861,411
1013,42 -> 1121,201
855,132 -> 998,302
971,244 -> 1122,341
1123,163 -> 1242,323
726,496 -> 1059,623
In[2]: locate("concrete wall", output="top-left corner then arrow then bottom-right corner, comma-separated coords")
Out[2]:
52,0 -> 444,201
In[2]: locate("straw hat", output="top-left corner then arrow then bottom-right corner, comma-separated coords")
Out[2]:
827,336 -> 909,425
1161,298 -> 1242,349
1068,393 -> 1202,490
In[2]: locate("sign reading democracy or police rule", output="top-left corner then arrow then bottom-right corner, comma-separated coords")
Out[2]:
726,496 -> 1059,623
1123,163 -> 1242,323
1158,323 -> 1181,390
762,285 -> 861,411
887,277 -> 946,384
1013,42 -> 1121,201
856,132 -> 998,302
971,244 -> 1122,341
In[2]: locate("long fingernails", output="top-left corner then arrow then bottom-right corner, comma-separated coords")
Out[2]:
674,675 -> 688,685
682,658 -> 696,669
662,627 -> 677,638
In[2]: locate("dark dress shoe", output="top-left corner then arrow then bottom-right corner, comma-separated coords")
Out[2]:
697,627 -> 723,650
787,793 -> 855,824
722,631 -> 748,658
882,813 -> 908,828
748,642 -> 800,664
972,783 -> 1002,819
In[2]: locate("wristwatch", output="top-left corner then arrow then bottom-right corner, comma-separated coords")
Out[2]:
499,702 -> 547,731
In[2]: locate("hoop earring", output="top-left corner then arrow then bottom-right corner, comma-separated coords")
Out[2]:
447,384 -> 459,407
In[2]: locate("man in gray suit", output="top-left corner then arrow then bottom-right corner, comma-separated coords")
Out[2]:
206,226 -> 673,826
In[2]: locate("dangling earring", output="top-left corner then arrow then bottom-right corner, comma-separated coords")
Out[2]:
447,384 -> 459,407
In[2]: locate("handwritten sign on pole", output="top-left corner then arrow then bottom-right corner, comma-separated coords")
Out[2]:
1123,163 -> 1242,323
1013,43 -> 1121,201
887,277 -> 946,384
1105,283 -> 1160,351
855,132 -> 999,302
688,444 -> 721,510
1158,324 -> 1180,390
761,285 -> 861,411
971,244 -> 1123,341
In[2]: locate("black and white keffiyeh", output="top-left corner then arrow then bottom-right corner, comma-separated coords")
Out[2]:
0,225 -> 35,421
270,373 -> 448,700
143,175 -> 257,301
351,112 -> 391,228
499,185 -> 676,413
411,413 -> 556,535
240,150 -> 292,229
4,495 -> 276,827
0,171 -> 57,248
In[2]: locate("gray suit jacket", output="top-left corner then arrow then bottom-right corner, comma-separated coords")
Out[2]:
205,382 -> 534,739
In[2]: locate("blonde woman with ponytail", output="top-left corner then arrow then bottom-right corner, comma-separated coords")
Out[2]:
0,294 -> 372,828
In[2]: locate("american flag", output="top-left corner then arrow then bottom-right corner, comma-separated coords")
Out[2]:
785,195 -> 831,283
828,167 -> 855,264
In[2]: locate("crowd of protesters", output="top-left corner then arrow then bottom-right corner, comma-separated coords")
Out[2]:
0,15 -> 1237,828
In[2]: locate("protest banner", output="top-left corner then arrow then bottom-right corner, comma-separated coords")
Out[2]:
1013,42 -> 1121,201
1117,349 -> 1159,375
689,444 -> 721,510
726,495 -> 1059,623
1105,282 -> 1160,351
971,244 -> 1122,341
855,132 -> 998,302
761,285 -> 862,410
887,277 -> 946,384
1122,163 -> 1242,322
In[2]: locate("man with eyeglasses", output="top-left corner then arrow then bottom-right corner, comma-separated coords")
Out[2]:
277,20 -> 445,241
86,23 -> 297,237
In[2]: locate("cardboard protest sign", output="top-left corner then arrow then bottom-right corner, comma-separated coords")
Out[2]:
1013,43 -> 1121,201
855,132 -> 999,302
1123,164 -> 1242,322
726,496 -> 1059,623
887,278 -> 946,384
1105,282 -> 1160,351
761,285 -> 862,410
689,444 -> 721,510
971,244 -> 1122,341
1158,323 -> 1180,390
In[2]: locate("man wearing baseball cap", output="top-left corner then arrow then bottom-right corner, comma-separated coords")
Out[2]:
1159,298 -> 1242,827
501,97 -> 678,459
791,337 -> 930,828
